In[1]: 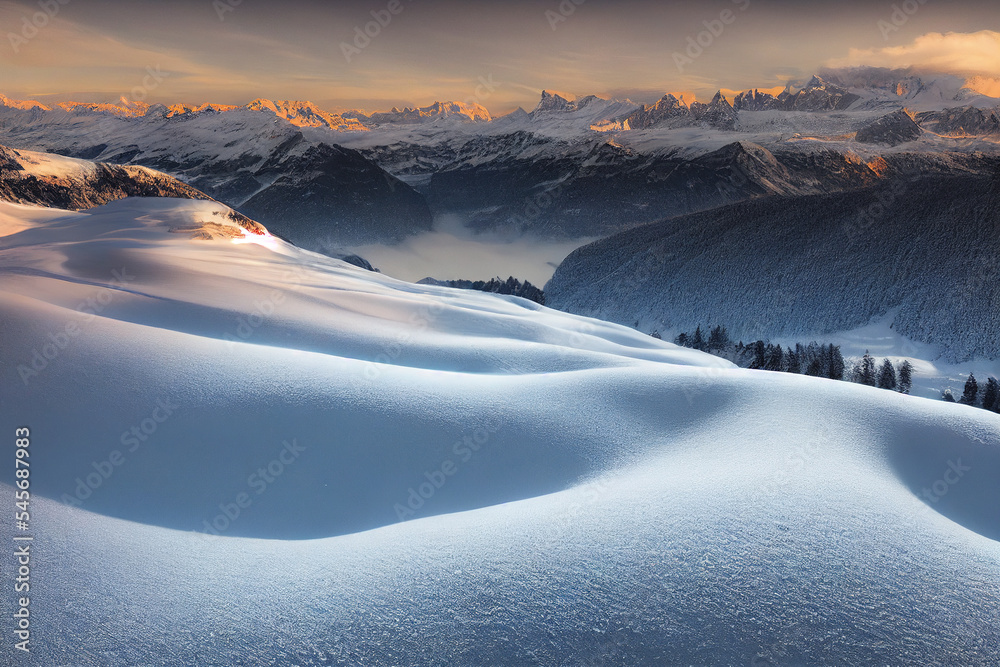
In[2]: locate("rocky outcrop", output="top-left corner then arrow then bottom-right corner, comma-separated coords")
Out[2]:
624,94 -> 692,129
916,106 -> 1000,137
690,92 -> 739,131
625,91 -> 737,131
0,144 -> 268,235
855,110 -> 922,146
733,76 -> 860,112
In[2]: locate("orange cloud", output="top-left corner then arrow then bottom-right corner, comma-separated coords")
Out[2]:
827,30 -> 1000,76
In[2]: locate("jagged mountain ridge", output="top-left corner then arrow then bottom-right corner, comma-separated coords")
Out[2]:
423,134 -> 998,236
855,109 -> 923,146
2,66 -> 999,240
345,100 -> 492,125
623,92 -> 738,131
733,76 -> 861,112
0,100 -> 433,246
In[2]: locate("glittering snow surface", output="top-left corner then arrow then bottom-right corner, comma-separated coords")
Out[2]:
0,198 -> 998,666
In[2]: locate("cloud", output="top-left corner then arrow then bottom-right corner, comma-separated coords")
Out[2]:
349,217 -> 593,286
827,31 -> 1000,76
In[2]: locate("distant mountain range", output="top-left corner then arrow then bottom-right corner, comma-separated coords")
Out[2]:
1,67 -> 998,245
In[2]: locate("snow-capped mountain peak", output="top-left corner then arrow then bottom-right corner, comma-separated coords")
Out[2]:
344,100 -> 492,126
56,96 -> 151,118
532,90 -> 576,114
0,93 -> 49,111
244,98 -> 368,131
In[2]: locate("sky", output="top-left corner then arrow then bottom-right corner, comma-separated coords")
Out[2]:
0,0 -> 998,113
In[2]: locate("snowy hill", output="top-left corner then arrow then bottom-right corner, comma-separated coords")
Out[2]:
1,197 -> 999,664
0,143 -> 221,211
546,171 -> 1000,362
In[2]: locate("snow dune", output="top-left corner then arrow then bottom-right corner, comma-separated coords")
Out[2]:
0,198 -> 998,665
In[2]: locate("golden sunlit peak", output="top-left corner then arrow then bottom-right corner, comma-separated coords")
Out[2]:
56,97 -> 150,118
245,98 -> 369,131
964,75 -> 1000,98
164,102 -> 239,117
0,94 -> 50,111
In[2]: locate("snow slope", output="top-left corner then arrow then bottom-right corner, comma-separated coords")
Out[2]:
1,199 -> 998,665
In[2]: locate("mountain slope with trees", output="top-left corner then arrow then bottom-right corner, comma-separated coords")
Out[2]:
547,172 -> 1000,361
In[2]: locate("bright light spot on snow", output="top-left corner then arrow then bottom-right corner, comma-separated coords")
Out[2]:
232,226 -> 282,251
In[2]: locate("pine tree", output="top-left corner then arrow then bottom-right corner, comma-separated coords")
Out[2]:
943,388 -> 956,402
877,359 -> 897,390
980,377 -> 999,412
786,348 -> 801,374
764,344 -> 784,371
707,326 -> 729,352
749,341 -> 766,370
961,373 -> 979,405
805,358 -> 823,377
692,326 -> 705,352
855,352 -> 877,386
674,332 -> 689,348
898,360 -> 913,395
828,345 -> 845,381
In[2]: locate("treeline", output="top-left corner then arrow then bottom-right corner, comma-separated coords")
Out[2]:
418,276 -> 545,305
665,325 -> 914,394
945,373 -> 1000,413
848,352 -> 914,395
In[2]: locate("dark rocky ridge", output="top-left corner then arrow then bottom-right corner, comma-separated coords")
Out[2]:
0,145 -> 273,230
624,92 -> 737,131
855,110 -> 923,146
733,76 -> 861,112
916,106 -> 1000,137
